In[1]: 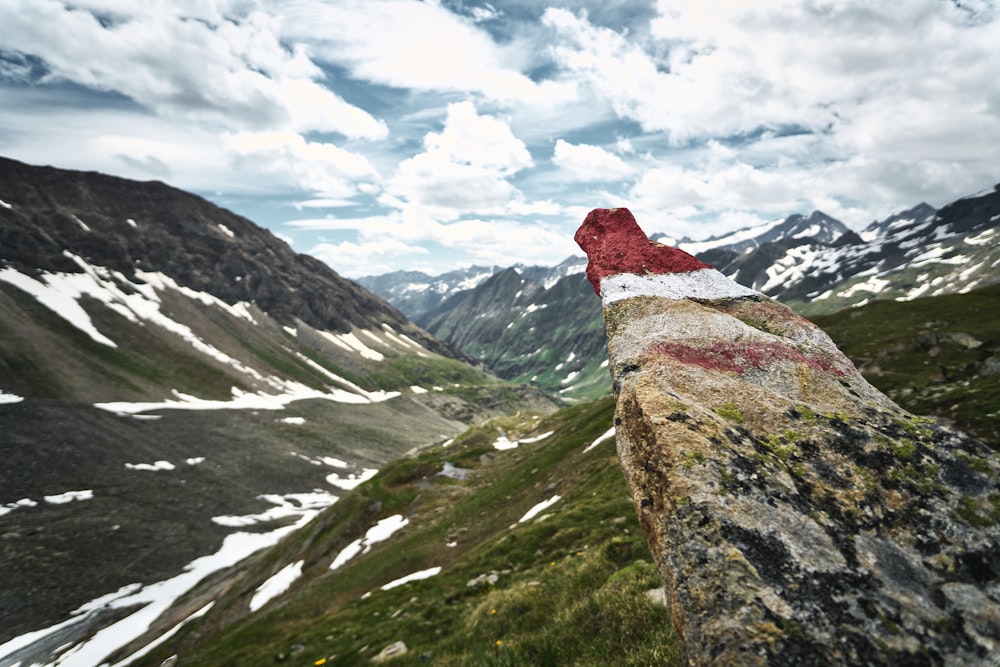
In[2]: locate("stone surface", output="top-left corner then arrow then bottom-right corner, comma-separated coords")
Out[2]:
577,208 -> 1000,666
371,640 -> 408,663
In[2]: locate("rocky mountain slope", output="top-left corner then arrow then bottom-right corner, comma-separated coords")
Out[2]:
363,186 -> 1000,402
0,156 -> 554,655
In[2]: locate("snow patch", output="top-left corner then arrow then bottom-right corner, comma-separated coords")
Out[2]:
217,223 -> 235,239
839,274 -> 891,298
319,330 -> 385,361
0,497 -> 327,666
493,430 -> 553,450
329,514 -> 409,571
0,266 -> 118,347
0,389 -> 24,404
44,490 -> 94,504
326,468 -> 378,490
250,561 -> 303,612
679,218 -> 784,255
519,495 -> 562,523
212,491 -> 339,528
583,427 -> 616,453
381,567 -> 442,590
965,228 -> 997,246
125,460 -> 175,472
96,379 -> 400,415
0,198 -> 12,209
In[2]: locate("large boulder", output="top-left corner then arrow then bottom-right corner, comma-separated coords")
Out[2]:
576,208 -> 1000,665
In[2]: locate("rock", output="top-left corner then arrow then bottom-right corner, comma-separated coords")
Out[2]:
576,208 -> 1000,666
981,356 -> 1000,376
645,586 -> 668,607
467,572 -> 500,588
371,641 -> 408,663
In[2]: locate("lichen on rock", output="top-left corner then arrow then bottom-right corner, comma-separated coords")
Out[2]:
576,207 -> 1000,666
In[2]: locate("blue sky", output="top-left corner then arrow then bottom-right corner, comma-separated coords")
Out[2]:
1,1 -> 998,278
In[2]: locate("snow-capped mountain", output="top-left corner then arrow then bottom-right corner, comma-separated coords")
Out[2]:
720,192 -> 1000,316
678,209 -> 853,256
0,156 -> 553,658
355,265 -> 503,327
363,186 -> 1000,401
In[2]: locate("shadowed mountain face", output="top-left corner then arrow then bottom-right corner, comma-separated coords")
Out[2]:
0,156 -> 449,348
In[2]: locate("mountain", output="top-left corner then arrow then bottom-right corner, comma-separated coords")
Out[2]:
419,258 -> 609,401
0,156 -> 555,652
678,208 -> 852,256
355,265 -> 503,327
363,188 -> 1000,403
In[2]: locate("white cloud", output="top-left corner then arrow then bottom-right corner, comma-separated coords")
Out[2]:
383,101 -> 533,219
552,139 -> 635,181
292,210 -> 578,277
279,0 -> 574,107
308,237 -> 428,278
543,1 -> 1000,237
0,0 -> 386,138
225,131 -> 379,198
545,3 -> 1000,156
2,0 -> 999,277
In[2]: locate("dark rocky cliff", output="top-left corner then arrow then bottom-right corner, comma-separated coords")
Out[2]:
0,156 -> 450,355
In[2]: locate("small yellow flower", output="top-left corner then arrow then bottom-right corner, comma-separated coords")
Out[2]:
496,640 -> 503,646
315,659 -> 327,666
490,608 -> 497,615
550,561 -> 556,566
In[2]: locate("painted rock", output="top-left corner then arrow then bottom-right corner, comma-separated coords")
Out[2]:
577,207 -> 1000,666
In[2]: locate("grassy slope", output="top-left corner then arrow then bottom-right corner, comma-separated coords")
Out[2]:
133,397 -> 679,667
811,284 -> 1000,448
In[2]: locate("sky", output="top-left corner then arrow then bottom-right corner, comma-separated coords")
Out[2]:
1,0 -> 998,278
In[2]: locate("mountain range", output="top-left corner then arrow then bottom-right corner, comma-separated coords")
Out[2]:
360,185 -> 1000,401
2,155 -> 998,665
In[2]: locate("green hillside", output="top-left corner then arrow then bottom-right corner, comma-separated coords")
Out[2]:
811,284 -> 1000,448
133,397 -> 679,666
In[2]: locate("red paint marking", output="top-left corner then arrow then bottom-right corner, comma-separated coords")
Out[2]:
654,340 -> 846,376
574,208 -> 711,295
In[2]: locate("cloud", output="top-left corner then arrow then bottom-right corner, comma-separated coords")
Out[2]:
552,139 -> 635,181
0,0 -> 386,138
545,2 -> 1000,150
544,2 -> 1000,236
279,0 -> 575,106
383,101 -> 533,218
308,237 -> 428,278
291,210 -> 579,277
225,131 -> 380,198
